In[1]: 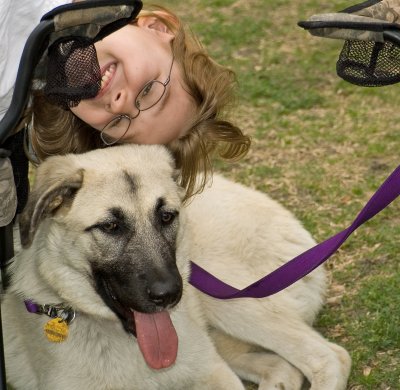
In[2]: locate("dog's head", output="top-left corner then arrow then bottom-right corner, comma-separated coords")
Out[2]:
20,145 -> 186,341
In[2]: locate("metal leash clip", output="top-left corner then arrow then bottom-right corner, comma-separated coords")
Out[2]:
40,303 -> 76,325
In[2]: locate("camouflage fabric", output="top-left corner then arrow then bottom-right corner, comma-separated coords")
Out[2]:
305,13 -> 391,41
34,4 -> 139,82
354,0 -> 400,22
299,0 -> 400,42
0,156 -> 17,226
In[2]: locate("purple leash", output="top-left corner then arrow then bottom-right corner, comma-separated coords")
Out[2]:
189,164 -> 400,299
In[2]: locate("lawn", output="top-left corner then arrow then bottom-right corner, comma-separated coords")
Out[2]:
161,0 -> 400,388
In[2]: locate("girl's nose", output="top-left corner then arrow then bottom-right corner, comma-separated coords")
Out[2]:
108,89 -> 140,118
109,89 -> 128,114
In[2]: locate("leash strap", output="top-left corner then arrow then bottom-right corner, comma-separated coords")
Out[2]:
189,164 -> 400,299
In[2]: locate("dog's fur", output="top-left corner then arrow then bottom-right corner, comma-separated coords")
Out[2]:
2,144 -> 351,389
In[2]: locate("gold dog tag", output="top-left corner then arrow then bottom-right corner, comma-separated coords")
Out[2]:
44,318 -> 69,343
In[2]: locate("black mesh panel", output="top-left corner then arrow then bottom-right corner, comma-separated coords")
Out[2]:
337,39 -> 400,86
44,37 -> 101,109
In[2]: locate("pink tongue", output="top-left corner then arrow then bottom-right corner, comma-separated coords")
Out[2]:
133,310 -> 178,370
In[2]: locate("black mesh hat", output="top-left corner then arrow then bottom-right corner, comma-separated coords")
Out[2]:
298,0 -> 400,87
0,0 -> 142,144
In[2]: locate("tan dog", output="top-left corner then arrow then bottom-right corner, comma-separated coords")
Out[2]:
2,144 -> 350,389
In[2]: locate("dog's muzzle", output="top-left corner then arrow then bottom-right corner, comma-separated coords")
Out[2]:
93,262 -> 182,370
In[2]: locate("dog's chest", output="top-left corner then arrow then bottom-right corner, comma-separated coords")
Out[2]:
5,309 -> 211,389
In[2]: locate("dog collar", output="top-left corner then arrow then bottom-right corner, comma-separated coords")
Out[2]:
24,299 -> 76,324
24,299 -> 76,343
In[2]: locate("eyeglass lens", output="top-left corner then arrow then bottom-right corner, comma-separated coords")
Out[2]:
100,115 -> 131,145
136,80 -> 167,110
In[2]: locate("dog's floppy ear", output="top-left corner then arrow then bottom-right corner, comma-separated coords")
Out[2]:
20,156 -> 84,248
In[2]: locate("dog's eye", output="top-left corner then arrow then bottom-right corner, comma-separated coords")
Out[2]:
99,222 -> 119,234
160,211 -> 175,225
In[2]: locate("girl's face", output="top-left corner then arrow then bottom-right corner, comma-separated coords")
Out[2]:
70,17 -> 196,145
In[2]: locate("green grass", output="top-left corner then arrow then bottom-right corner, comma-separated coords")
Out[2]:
162,0 -> 400,388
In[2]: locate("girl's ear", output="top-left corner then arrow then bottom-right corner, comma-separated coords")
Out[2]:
136,14 -> 175,41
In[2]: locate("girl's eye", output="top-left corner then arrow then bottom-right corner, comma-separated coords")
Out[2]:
137,82 -> 155,109
141,82 -> 154,98
136,80 -> 164,110
113,117 -> 123,126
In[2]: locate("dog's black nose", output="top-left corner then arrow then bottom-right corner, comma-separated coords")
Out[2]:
147,279 -> 182,307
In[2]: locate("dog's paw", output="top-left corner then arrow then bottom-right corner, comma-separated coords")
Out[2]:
328,342 -> 352,390
258,377 -> 303,390
257,359 -> 304,390
309,343 -> 351,390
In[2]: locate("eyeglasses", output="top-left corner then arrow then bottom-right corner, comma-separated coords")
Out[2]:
100,55 -> 175,145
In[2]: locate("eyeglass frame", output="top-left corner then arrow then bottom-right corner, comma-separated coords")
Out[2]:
100,54 -> 175,145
